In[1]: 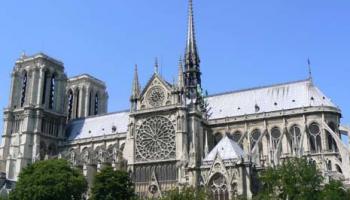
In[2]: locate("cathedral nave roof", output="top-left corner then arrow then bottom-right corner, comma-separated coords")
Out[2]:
66,110 -> 129,140
206,79 -> 337,120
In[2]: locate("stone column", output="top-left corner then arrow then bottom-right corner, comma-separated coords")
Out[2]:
90,88 -> 95,115
103,92 -> 108,113
8,72 -> 17,108
26,69 -> 34,106
84,86 -> 91,117
36,68 -> 45,106
79,87 -> 85,117
321,115 -> 327,153
30,69 -> 39,105
72,88 -> 78,119
83,164 -> 97,189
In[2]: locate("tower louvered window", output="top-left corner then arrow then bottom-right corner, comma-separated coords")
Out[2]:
49,74 -> 55,109
94,93 -> 99,115
75,89 -> 80,118
67,90 -> 73,120
20,72 -> 28,107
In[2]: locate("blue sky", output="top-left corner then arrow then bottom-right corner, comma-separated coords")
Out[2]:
0,1 -> 349,136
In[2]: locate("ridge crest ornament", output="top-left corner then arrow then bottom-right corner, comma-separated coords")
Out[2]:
147,86 -> 165,107
136,116 -> 176,162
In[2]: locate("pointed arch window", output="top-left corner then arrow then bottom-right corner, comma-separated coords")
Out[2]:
94,93 -> 99,115
49,74 -> 56,109
271,127 -> 282,164
271,127 -> 281,150
67,90 -> 73,120
230,131 -> 243,148
250,129 -> 261,150
309,123 -> 322,153
20,71 -> 28,107
327,123 -> 338,152
209,173 -> 229,200
290,125 -> 302,155
214,133 -> 222,146
250,129 -> 264,165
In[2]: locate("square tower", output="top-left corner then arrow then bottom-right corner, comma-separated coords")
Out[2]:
0,53 -> 68,180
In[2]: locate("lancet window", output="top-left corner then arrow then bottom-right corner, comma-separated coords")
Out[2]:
94,93 -> 99,115
67,90 -> 73,120
49,74 -> 55,109
290,125 -> 301,155
209,173 -> 229,200
309,123 -> 322,153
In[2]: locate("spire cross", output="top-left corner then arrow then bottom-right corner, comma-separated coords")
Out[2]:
154,57 -> 159,74
307,58 -> 313,80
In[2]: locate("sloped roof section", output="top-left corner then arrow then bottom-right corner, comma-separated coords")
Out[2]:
67,111 -> 129,140
204,136 -> 245,162
206,79 -> 337,120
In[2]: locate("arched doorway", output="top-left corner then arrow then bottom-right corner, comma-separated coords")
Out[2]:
209,173 -> 229,200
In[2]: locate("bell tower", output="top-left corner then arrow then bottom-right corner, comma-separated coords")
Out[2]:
0,53 -> 67,180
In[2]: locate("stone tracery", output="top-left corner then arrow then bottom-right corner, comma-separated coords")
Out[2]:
147,86 -> 165,107
135,116 -> 176,162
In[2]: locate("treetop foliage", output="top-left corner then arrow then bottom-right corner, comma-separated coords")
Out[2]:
9,159 -> 87,200
255,157 -> 350,200
90,166 -> 135,200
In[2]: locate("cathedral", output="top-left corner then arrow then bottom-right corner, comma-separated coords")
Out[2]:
0,0 -> 349,199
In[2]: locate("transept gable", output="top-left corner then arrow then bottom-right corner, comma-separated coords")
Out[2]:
204,153 -> 228,185
139,74 -> 174,109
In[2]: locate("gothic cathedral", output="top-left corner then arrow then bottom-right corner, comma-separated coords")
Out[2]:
0,0 -> 349,199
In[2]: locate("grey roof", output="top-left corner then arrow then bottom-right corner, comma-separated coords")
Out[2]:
66,79 -> 338,140
203,136 -> 245,162
206,79 -> 337,120
67,111 -> 129,140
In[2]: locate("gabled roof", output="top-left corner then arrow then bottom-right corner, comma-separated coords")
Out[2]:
66,110 -> 129,140
65,79 -> 339,141
204,136 -> 245,162
140,73 -> 173,97
206,79 -> 338,120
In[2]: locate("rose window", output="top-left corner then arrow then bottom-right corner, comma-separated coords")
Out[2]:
136,116 -> 176,162
147,86 -> 165,107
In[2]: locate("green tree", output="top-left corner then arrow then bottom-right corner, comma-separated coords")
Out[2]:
90,166 -> 135,200
320,180 -> 350,200
159,187 -> 210,200
9,159 -> 87,200
255,158 -> 323,200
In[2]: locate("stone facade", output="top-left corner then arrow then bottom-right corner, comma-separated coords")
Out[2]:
0,0 -> 349,199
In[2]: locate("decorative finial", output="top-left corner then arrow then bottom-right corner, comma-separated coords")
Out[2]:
131,64 -> 141,98
154,57 -> 159,74
178,56 -> 185,88
20,50 -> 27,59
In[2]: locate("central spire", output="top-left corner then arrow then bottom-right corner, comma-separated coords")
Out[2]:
184,0 -> 202,100
185,0 -> 200,66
